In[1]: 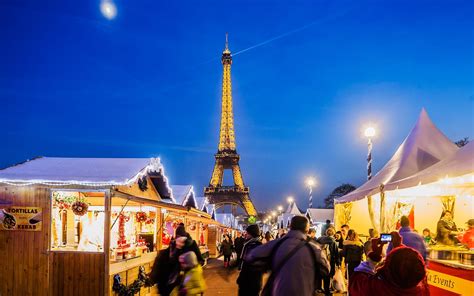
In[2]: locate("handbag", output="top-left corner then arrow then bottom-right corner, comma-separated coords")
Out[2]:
332,266 -> 347,292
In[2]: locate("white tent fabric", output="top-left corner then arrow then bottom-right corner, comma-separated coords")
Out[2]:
286,201 -> 302,215
336,109 -> 458,204
386,141 -> 474,191
0,157 -> 164,186
306,208 -> 334,223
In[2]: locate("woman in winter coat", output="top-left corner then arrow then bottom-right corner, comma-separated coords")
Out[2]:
220,235 -> 233,268
316,227 -> 341,295
342,229 -> 364,279
349,232 -> 429,296
436,210 -> 460,245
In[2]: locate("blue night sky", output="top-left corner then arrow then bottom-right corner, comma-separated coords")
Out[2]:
1,0 -> 473,211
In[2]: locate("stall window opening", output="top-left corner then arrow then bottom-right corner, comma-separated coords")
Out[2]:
109,197 -> 158,261
50,191 -> 105,252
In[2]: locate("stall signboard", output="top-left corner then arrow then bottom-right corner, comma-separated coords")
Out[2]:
0,207 -> 42,231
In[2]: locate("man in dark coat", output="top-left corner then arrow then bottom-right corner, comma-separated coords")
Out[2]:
234,232 -> 245,269
316,227 -> 341,295
246,216 -> 329,296
237,224 -> 263,296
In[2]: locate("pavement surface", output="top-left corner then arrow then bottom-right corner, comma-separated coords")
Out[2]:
203,258 -> 239,295
202,258 -> 347,296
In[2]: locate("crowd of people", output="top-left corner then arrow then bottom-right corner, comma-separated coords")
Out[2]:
147,213 -> 473,296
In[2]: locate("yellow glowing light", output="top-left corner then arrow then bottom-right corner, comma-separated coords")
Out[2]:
287,196 -> 294,203
271,211 -> 276,217
277,205 -> 283,212
100,0 -> 117,20
364,126 -> 376,138
305,177 -> 316,187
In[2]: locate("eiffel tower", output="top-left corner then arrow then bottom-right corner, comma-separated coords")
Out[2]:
204,35 -> 257,217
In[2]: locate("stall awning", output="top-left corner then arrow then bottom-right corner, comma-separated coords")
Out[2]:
336,109 -> 458,204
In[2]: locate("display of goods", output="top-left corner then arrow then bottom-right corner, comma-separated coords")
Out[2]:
189,223 -> 196,231
71,200 -> 89,216
145,218 -> 155,225
135,211 -> 147,223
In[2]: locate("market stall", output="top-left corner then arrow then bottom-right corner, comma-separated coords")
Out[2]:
0,157 -> 171,296
335,110 -> 474,295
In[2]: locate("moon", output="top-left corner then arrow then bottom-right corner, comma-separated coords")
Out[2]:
100,0 -> 117,20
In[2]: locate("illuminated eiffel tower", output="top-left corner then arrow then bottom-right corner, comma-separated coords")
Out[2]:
204,35 -> 257,216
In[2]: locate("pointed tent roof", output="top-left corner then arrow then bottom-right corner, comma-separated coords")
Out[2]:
286,201 -> 302,215
387,141 -> 474,190
336,109 -> 458,204
171,185 -> 197,208
194,197 -> 208,211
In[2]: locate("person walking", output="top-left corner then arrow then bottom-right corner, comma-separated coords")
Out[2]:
234,232 -> 245,268
246,216 -> 330,296
387,215 -> 427,262
262,231 -> 273,244
321,220 -> 333,238
149,226 -> 204,295
316,227 -> 341,295
236,224 -> 263,296
177,251 -> 206,296
342,229 -> 364,279
220,235 -> 233,268
349,232 -> 430,296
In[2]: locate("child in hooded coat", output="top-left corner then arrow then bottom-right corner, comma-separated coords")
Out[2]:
175,251 -> 206,296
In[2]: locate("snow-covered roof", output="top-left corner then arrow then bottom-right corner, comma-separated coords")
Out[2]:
0,157 -> 168,187
306,208 -> 334,223
336,109 -> 458,204
171,185 -> 197,208
387,141 -> 474,190
194,197 -> 208,211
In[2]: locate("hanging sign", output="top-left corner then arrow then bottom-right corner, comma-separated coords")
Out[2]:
0,207 -> 42,231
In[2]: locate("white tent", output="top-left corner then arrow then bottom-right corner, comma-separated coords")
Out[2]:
278,201 -> 303,229
387,141 -> 474,191
336,109 -> 458,204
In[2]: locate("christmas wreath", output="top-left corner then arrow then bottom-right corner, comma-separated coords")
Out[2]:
71,197 -> 89,216
135,211 -> 147,223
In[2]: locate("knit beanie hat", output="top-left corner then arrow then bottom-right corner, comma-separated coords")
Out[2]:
246,224 -> 260,238
175,225 -> 187,238
179,251 -> 198,269
379,246 -> 426,289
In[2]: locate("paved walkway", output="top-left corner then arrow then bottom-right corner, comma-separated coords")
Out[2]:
202,258 -> 347,296
203,258 -> 239,295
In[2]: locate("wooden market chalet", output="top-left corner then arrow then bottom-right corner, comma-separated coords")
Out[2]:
0,157 -> 235,296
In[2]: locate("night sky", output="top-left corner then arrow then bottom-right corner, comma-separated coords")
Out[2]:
1,0 -> 473,211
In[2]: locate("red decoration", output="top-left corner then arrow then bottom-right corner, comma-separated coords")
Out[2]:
117,213 -> 130,247
135,212 -> 147,223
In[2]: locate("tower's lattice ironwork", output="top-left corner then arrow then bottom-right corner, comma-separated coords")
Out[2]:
204,35 -> 257,216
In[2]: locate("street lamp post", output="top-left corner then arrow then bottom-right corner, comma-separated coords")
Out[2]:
305,177 -> 316,208
364,127 -> 376,180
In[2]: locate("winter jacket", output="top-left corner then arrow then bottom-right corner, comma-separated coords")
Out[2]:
237,237 -> 263,295
234,236 -> 245,257
460,227 -> 474,249
246,230 -> 330,296
220,240 -> 233,256
342,240 -> 364,263
387,227 -> 427,262
349,270 -> 430,296
316,235 -> 341,276
436,219 -> 459,245
150,248 -> 176,296
179,265 -> 206,296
